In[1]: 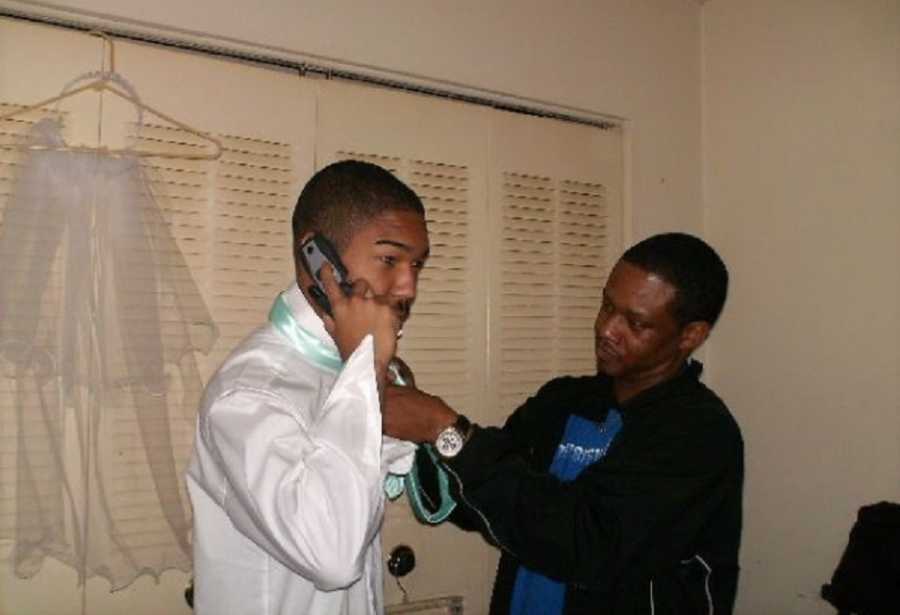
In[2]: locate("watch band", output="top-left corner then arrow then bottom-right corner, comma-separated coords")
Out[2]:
453,414 -> 472,441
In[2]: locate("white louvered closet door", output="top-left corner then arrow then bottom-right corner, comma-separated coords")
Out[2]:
488,110 -> 623,416
0,18 -> 314,615
315,79 -> 496,613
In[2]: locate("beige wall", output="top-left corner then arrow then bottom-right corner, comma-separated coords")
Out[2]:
0,1 -> 705,613
9,1 -> 897,614
702,1 -> 900,613
2,0 -> 705,241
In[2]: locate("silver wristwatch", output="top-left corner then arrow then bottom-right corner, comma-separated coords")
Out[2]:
433,414 -> 472,459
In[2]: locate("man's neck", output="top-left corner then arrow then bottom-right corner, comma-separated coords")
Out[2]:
613,360 -> 688,405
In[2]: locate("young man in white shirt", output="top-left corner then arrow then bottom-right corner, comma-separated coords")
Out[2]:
187,160 -> 430,615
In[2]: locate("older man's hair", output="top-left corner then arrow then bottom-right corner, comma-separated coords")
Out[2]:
621,232 -> 729,327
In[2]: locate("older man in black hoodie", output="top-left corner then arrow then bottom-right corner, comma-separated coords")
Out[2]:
384,233 -> 744,615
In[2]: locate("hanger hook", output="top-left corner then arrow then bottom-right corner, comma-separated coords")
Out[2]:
87,29 -> 116,73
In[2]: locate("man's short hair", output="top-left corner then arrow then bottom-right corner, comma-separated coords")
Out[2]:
291,160 -> 425,257
621,232 -> 729,327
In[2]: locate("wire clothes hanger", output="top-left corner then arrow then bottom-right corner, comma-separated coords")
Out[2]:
0,30 -> 223,161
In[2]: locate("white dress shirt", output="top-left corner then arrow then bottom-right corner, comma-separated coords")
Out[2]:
187,284 -> 412,615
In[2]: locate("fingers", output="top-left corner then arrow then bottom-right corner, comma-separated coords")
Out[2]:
346,276 -> 400,335
350,277 -> 374,299
318,263 -> 342,305
319,269 -> 400,363
322,265 -> 372,304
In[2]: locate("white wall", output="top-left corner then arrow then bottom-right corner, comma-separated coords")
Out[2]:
702,1 -> 900,613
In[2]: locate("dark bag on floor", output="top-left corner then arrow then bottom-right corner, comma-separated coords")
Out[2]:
821,501 -> 900,615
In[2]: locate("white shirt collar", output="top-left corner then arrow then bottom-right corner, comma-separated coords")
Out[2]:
282,282 -> 338,353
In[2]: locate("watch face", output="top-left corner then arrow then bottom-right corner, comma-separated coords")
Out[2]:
435,427 -> 464,458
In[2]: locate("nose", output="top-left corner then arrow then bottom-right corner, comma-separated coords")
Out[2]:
595,311 -> 622,343
391,264 -> 418,300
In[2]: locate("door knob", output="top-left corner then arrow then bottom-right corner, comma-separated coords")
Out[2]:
387,544 -> 416,577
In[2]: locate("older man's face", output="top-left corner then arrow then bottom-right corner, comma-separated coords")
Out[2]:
594,260 -> 687,391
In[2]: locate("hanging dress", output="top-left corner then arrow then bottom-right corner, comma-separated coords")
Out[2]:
0,118 -> 216,589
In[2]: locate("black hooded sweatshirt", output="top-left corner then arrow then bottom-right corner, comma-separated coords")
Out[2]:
426,361 -> 743,615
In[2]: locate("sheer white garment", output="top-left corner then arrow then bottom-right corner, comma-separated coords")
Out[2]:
0,119 -> 216,588
187,285 -> 404,615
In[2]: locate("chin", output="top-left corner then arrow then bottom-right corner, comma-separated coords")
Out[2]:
596,359 -> 623,378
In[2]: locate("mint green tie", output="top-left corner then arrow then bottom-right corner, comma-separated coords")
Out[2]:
268,293 -> 343,372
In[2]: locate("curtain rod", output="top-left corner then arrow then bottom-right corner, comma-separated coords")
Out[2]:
0,7 -> 618,131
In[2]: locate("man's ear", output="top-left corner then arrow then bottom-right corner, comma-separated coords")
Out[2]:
678,321 -> 711,354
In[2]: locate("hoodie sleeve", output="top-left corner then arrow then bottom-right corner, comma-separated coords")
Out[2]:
442,389 -> 743,585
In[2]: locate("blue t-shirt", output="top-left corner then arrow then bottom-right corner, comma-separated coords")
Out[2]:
509,409 -> 622,615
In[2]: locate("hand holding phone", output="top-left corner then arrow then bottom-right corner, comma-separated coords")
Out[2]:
300,233 -> 401,378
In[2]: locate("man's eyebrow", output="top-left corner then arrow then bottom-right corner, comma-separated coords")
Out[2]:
374,239 -> 412,251
601,289 -> 650,319
625,308 -> 650,320
375,240 -> 430,260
